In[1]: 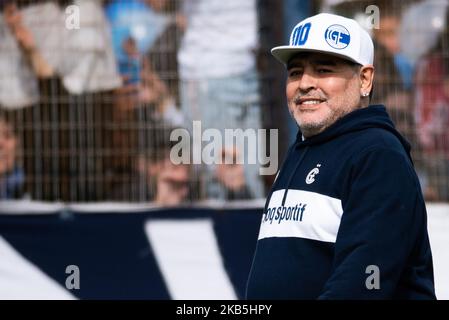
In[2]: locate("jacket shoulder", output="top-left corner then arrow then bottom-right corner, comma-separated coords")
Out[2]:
345,127 -> 409,156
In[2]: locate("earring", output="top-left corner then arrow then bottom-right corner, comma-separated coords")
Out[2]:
361,92 -> 369,97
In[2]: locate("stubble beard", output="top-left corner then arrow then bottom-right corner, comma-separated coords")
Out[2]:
289,100 -> 358,138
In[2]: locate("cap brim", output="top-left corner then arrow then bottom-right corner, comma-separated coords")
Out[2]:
271,45 -> 360,66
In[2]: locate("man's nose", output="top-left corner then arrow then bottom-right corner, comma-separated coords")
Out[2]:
298,69 -> 318,93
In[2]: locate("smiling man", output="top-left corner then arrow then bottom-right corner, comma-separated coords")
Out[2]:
246,13 -> 436,299
286,52 -> 372,138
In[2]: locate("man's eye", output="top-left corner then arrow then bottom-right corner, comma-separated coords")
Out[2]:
318,68 -> 332,73
288,70 -> 301,77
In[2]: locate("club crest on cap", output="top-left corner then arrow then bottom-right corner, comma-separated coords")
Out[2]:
324,24 -> 350,49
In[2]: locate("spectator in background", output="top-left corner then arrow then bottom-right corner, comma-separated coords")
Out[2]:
107,124 -> 191,204
105,0 -> 185,199
0,114 -> 25,200
108,124 -> 251,205
369,8 -> 434,198
373,11 -> 413,90
177,0 -> 264,200
105,0 -> 184,126
0,1 -> 52,110
145,0 -> 185,124
1,0 -> 122,201
371,10 -> 415,137
136,130 -> 191,206
2,0 -> 121,101
2,1 -> 54,79
415,7 -> 449,202
215,147 -> 252,201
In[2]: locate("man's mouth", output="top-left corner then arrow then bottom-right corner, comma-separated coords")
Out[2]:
295,98 -> 326,109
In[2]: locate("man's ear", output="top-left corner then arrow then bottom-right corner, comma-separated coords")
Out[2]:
359,65 -> 375,97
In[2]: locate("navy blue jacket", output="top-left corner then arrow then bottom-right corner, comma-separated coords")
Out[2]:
246,105 -> 436,299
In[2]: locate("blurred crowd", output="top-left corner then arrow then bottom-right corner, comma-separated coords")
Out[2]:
1,0 -> 449,204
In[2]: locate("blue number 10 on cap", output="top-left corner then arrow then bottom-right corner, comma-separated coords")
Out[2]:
291,22 -> 311,46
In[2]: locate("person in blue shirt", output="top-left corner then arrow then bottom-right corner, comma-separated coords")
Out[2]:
246,13 -> 436,300
0,115 -> 25,200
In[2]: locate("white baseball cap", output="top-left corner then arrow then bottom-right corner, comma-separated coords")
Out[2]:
272,13 -> 374,66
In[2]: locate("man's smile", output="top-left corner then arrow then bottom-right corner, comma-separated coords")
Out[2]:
295,98 -> 327,111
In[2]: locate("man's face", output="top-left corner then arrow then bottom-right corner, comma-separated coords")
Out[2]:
286,52 -> 362,138
0,120 -> 18,175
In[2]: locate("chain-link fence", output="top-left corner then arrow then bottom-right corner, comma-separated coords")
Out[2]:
1,0 -> 448,203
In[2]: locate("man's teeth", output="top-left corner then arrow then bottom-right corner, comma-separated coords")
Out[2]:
301,100 -> 322,105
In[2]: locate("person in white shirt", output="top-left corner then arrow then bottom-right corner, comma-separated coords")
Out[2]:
177,0 -> 264,200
